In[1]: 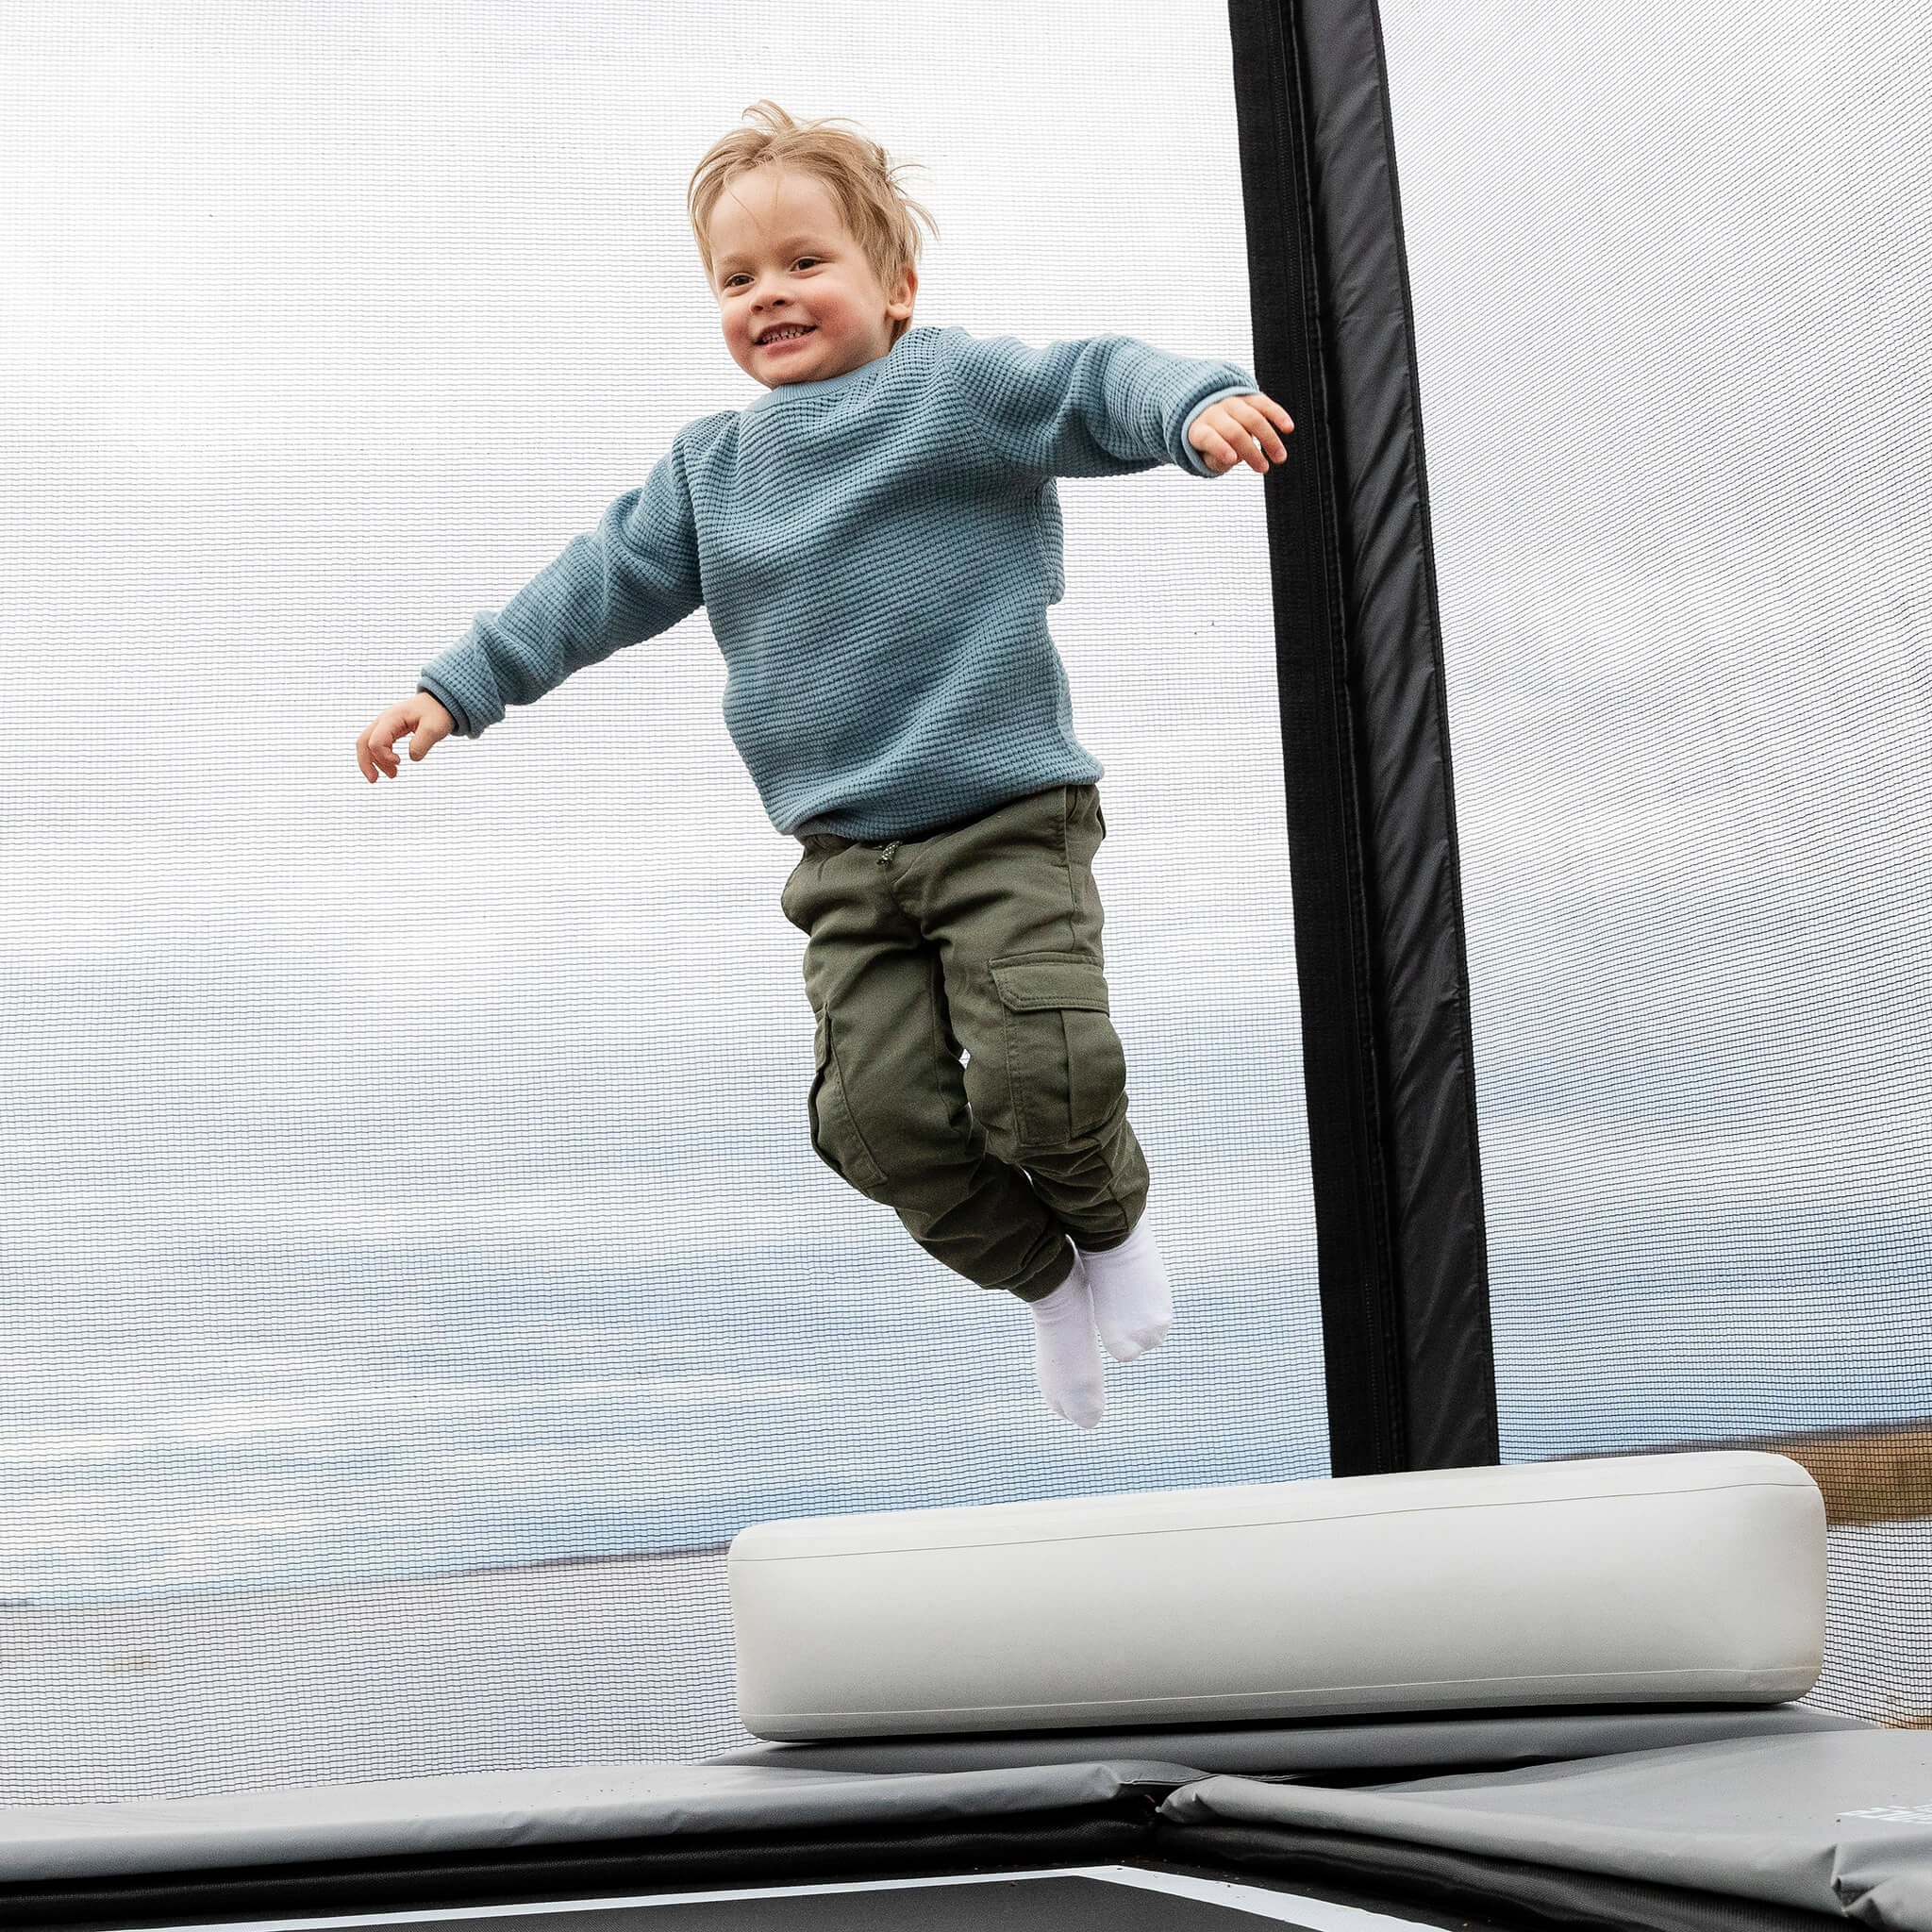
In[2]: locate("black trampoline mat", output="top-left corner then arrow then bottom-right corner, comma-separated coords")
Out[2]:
540,1874 -> 1283,1926
158,1870 -> 1415,1932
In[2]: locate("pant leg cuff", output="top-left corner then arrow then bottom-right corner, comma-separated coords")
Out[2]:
1008,1241 -> 1078,1302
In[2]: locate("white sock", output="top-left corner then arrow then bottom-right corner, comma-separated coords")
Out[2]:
1028,1260 -> 1105,1429
1078,1217 -> 1174,1362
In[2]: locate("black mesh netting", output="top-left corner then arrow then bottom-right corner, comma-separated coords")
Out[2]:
1376,0 -> 1932,1725
4,0 -> 1926,1812
1,4 -> 1324,1801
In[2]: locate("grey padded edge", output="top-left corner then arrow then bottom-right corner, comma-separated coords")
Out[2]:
0,1758 -> 1192,1886
711,1702 -> 1869,1778
1159,1730 -> 1932,1932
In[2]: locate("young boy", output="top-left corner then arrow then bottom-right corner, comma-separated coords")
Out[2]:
355,103 -> 1293,1431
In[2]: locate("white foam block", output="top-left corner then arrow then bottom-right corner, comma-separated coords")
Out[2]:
728,1451 -> 1825,1740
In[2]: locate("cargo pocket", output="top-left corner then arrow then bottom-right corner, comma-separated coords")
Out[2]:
806,999 -> 888,1193
990,952 -> 1127,1151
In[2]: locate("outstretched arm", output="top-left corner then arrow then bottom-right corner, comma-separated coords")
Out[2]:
951,331 -> 1277,480
416,436 -> 704,738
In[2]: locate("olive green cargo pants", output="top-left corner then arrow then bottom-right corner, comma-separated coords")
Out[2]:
779,782 -> 1151,1303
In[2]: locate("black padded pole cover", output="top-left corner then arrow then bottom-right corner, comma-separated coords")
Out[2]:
1225,0 -> 1498,1472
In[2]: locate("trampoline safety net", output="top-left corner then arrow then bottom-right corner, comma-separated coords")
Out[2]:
1,0 -> 1926,1807
1374,0 -> 1931,1728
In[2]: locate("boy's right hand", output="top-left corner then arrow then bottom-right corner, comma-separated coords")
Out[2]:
358,693 -> 455,783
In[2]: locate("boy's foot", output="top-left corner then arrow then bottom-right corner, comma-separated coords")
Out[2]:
1028,1257 -> 1105,1428
1078,1217 -> 1174,1362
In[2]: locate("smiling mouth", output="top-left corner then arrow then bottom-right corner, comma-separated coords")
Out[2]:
760,326 -> 816,348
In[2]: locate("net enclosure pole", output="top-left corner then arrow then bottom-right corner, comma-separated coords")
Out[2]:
1225,0 -> 1499,1473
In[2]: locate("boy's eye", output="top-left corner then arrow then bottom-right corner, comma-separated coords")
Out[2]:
725,257 -> 820,289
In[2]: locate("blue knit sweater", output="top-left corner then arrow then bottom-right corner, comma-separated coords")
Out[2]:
418,325 -> 1257,841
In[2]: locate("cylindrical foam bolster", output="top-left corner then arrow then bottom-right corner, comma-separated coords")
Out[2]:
728,1451 -> 1825,1740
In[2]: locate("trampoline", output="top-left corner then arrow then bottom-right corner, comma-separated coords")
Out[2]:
4,0 -> 1928,1926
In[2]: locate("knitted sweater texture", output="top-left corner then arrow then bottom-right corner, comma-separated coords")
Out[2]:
417,324 -> 1256,840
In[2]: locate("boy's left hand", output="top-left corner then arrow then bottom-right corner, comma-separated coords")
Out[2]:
1190,392 -> 1295,475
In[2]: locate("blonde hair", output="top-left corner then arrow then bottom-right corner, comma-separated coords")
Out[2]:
688,100 -> 940,348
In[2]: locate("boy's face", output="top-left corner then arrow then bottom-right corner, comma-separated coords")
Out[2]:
709,166 -> 917,391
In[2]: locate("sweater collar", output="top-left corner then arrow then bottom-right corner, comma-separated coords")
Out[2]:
742,329 -> 924,413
